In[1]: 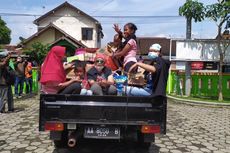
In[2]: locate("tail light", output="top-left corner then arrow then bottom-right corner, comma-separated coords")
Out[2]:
45,122 -> 64,131
141,125 -> 160,134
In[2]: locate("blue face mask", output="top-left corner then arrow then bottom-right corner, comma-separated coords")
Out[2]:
148,52 -> 158,59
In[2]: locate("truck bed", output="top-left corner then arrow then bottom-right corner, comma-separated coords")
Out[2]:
39,94 -> 167,134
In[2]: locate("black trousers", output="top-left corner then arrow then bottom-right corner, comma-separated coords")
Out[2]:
7,86 -> 14,111
59,82 -> 81,94
0,85 -> 8,112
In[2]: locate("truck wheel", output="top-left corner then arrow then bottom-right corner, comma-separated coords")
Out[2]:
53,131 -> 68,148
137,139 -> 151,149
54,140 -> 66,148
139,141 -> 151,149
137,133 -> 153,149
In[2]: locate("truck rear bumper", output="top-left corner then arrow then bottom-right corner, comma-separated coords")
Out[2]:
40,95 -> 167,134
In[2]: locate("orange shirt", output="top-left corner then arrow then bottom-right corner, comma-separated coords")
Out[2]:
25,65 -> 32,78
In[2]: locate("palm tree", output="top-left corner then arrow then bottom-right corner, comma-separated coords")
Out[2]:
179,0 -> 205,39
205,1 -> 230,101
179,0 -> 205,96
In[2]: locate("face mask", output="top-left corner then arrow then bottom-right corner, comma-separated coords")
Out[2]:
95,66 -> 104,72
148,52 -> 158,59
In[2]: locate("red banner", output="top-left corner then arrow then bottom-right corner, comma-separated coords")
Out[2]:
191,62 -> 204,70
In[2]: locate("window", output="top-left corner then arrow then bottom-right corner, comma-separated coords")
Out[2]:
82,28 -> 93,40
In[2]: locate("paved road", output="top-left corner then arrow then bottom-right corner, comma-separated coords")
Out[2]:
0,96 -> 229,153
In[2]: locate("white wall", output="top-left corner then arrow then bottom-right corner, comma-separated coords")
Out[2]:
175,41 -> 230,62
37,7 -> 99,48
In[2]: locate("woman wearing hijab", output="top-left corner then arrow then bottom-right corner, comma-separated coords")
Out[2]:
40,46 -> 81,94
87,54 -> 116,95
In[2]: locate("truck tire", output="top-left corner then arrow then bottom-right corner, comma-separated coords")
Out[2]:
53,131 -> 68,148
54,140 -> 66,148
137,133 -> 153,149
137,139 -> 151,149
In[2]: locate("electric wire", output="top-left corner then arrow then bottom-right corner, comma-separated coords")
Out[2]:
91,0 -> 115,14
0,12 -> 182,18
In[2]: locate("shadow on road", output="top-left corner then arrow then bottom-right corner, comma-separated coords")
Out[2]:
52,139 -> 160,153
0,140 -> 6,147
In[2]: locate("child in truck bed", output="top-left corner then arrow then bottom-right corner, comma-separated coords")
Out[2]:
113,23 -> 138,73
74,61 -> 92,95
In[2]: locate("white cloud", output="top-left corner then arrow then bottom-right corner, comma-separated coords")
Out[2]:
154,33 -> 169,38
1,0 -> 221,46
2,3 -> 63,45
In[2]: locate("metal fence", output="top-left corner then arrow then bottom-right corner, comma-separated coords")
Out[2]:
11,68 -> 39,95
167,71 -> 230,99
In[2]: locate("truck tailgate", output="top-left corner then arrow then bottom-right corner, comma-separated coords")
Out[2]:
39,94 -> 167,133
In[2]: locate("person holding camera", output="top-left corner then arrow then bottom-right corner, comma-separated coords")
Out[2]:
0,51 -> 14,113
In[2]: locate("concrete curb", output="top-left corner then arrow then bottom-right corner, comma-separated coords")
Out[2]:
167,95 -> 230,107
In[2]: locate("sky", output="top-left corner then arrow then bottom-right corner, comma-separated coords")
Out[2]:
0,0 -> 220,46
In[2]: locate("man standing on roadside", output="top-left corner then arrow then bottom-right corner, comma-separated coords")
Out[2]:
14,56 -> 26,98
0,51 -> 14,113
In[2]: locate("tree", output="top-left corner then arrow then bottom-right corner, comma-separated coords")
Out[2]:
179,0 -> 205,96
179,0 -> 205,39
205,1 -> 230,101
24,42 -> 50,65
0,16 -> 11,44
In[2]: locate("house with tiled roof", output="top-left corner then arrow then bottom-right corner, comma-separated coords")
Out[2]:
23,1 -> 103,54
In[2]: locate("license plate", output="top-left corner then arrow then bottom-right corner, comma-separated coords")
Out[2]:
84,126 -> 120,139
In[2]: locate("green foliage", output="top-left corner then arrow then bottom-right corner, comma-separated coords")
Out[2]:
0,17 -> 11,44
24,42 -> 50,65
179,0 -> 230,101
206,1 -> 230,24
179,0 -> 205,22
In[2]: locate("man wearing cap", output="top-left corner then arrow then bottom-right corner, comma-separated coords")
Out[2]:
125,43 -> 170,96
87,54 -> 117,95
0,51 -> 14,113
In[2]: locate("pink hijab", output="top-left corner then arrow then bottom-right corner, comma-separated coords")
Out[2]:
40,46 -> 66,84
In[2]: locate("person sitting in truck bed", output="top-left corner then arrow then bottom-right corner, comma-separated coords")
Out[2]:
124,43 -> 171,96
96,34 -> 123,71
113,23 -> 138,73
73,60 -> 92,95
87,54 -> 117,95
40,46 -> 81,94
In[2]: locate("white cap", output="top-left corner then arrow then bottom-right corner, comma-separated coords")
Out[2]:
149,43 -> 161,51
